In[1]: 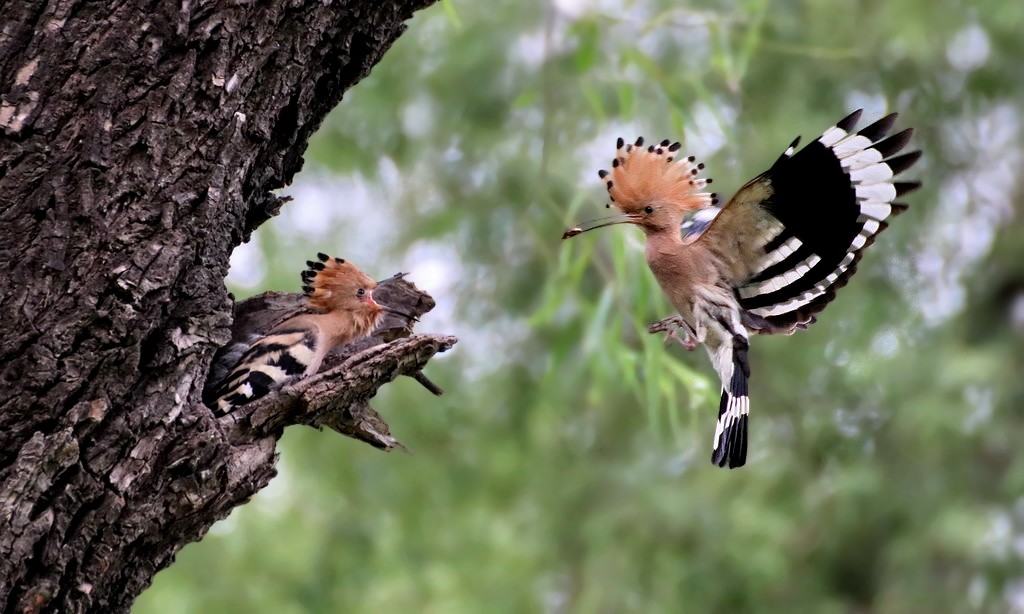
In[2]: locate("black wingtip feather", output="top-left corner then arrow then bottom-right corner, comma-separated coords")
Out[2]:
894,181 -> 921,196
885,151 -> 922,174
836,109 -> 863,132
772,136 -> 803,170
873,128 -> 914,158
857,112 -> 898,141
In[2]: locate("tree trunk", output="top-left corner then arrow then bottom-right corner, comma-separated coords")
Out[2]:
0,0 -> 444,611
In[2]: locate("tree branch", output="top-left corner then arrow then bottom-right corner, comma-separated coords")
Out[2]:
239,333 -> 457,448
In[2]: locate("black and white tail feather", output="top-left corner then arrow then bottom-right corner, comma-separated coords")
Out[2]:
698,109 -> 920,468
709,335 -> 751,468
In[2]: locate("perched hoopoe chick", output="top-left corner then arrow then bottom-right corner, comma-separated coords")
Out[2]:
564,110 -> 921,468
207,254 -> 409,414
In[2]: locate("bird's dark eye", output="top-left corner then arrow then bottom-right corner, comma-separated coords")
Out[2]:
644,206 -> 654,214
357,288 -> 366,297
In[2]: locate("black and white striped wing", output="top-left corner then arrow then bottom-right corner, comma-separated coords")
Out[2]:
703,110 -> 921,332
208,327 -> 319,413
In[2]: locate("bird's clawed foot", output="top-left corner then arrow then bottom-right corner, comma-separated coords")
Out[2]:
648,315 -> 699,351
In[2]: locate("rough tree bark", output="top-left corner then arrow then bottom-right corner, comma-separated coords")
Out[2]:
0,0 -> 447,611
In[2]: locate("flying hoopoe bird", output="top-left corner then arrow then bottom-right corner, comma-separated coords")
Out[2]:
563,110 -> 921,468
206,254 -> 411,413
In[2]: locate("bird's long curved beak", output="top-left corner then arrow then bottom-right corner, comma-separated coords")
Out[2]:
562,213 -> 641,239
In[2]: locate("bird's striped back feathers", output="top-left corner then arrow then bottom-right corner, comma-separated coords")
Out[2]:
209,326 -> 320,413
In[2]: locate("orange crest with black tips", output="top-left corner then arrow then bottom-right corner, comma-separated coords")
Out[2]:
598,137 -> 715,213
300,253 -> 378,313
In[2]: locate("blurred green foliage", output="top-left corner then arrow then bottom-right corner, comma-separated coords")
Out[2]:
136,0 -> 1024,611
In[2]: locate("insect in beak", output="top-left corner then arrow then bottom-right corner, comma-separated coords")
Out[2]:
562,212 -> 641,239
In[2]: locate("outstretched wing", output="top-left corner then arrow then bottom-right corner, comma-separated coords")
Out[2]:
699,110 -> 921,332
